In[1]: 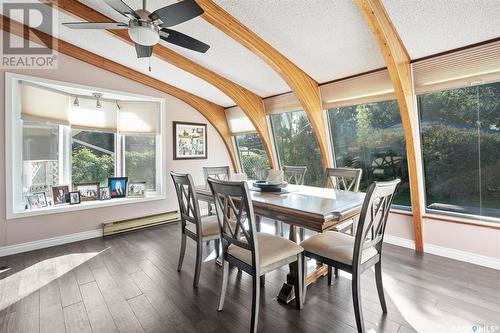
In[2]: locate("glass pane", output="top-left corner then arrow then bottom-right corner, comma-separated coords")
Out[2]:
71,129 -> 115,186
270,111 -> 324,186
419,81 -> 500,218
124,136 -> 156,190
22,121 -> 59,192
234,133 -> 270,180
327,100 -> 411,206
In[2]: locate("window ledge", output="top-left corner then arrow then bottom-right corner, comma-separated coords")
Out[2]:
7,194 -> 166,220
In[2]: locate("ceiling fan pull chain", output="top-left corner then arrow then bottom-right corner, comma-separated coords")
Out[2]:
143,0 -> 147,11
149,56 -> 151,72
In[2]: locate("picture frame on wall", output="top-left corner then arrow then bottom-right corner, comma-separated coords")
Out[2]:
52,185 -> 70,205
128,181 -> 146,198
74,182 -> 100,201
173,121 -> 207,160
108,177 -> 128,198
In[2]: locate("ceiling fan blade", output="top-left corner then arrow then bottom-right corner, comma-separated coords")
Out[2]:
150,0 -> 204,27
102,0 -> 140,19
135,44 -> 154,58
160,28 -> 209,53
63,22 -> 129,30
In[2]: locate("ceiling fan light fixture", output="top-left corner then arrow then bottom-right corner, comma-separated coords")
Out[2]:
128,21 -> 159,46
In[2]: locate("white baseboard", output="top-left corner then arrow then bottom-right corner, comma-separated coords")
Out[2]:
384,234 -> 500,270
0,229 -> 103,257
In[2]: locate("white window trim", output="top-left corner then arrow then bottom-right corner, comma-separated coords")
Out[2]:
5,72 -> 166,220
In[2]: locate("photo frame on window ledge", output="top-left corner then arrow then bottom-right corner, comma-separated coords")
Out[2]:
173,121 -> 207,160
108,177 -> 128,198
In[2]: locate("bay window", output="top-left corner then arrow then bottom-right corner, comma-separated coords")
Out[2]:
234,133 -> 270,180
7,73 -> 164,217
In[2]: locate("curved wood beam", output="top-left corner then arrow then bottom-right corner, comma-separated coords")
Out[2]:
42,0 -> 276,169
0,14 -> 238,170
355,0 -> 424,251
196,0 -> 330,168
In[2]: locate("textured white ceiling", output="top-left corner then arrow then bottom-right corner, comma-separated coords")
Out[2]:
383,0 -> 500,59
2,3 -> 234,107
78,0 -> 290,97
215,0 -> 386,84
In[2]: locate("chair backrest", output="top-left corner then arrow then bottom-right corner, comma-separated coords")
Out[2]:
203,166 -> 230,183
352,179 -> 400,267
325,167 -> 363,192
208,178 -> 259,271
170,172 -> 201,232
283,165 -> 307,185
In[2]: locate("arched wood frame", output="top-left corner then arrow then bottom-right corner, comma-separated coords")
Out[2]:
42,0 -> 276,169
355,0 -> 424,251
196,0 -> 331,168
0,15 -> 239,171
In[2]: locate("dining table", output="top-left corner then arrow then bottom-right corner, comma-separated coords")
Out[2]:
195,181 -> 365,303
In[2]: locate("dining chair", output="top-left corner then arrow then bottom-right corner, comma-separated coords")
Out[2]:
300,178 -> 401,333
208,178 -> 304,333
171,171 -> 222,288
203,166 -> 231,216
275,165 -> 308,237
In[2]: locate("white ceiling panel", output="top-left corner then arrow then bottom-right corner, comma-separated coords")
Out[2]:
383,0 -> 500,59
215,0 -> 386,84
3,3 -> 234,106
77,0 -> 290,97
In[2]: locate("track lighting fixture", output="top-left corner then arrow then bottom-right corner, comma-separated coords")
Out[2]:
73,96 -> 79,107
92,93 -> 103,109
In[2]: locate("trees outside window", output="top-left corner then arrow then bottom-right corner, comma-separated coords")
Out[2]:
328,100 -> 411,206
125,136 -> 156,190
234,133 -> 269,180
418,81 -> 500,218
270,111 -> 324,186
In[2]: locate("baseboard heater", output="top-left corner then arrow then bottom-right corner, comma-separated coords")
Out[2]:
102,211 -> 180,236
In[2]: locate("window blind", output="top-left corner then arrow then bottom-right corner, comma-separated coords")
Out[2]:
225,106 -> 256,134
263,92 -> 302,115
70,97 -> 118,132
118,101 -> 160,134
320,69 -> 396,109
21,83 -> 70,125
413,41 -> 500,94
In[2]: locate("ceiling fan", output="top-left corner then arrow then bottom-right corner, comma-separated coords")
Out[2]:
63,0 -> 209,59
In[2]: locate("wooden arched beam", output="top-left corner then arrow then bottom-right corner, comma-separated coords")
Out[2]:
42,0 -> 276,169
196,0 -> 331,168
355,0 -> 424,251
0,14 -> 238,170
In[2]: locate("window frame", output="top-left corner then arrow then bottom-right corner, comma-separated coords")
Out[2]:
5,72 -> 165,219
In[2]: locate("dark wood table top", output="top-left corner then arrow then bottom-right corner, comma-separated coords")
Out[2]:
195,181 -> 365,232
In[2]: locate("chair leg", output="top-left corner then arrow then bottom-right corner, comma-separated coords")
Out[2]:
177,232 -> 186,272
327,266 -> 332,285
214,238 -> 220,259
375,261 -> 387,313
218,260 -> 229,311
352,272 -> 365,333
193,241 -> 203,288
334,267 -> 339,278
302,254 -> 308,303
294,254 -> 303,310
251,274 -> 261,333
299,227 -> 305,241
260,275 -> 265,287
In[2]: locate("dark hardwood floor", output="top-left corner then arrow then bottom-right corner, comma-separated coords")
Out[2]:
0,220 -> 499,333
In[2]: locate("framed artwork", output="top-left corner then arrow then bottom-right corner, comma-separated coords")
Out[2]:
108,177 -> 128,198
74,182 -> 99,201
69,191 -> 81,205
99,187 -> 111,200
128,181 -> 146,198
25,192 -> 47,209
52,185 -> 70,205
173,121 -> 207,160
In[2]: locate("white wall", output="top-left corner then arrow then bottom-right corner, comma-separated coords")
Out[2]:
0,51 -> 232,248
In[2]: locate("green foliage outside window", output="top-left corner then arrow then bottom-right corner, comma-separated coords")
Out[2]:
72,148 -> 114,186
235,133 -> 269,180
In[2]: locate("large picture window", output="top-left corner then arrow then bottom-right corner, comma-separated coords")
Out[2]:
124,135 -> 156,190
418,81 -> 500,219
270,110 -> 324,186
234,133 -> 270,180
327,100 -> 411,207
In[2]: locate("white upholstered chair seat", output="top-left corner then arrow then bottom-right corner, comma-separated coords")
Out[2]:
186,215 -> 220,239
300,231 -> 378,265
228,232 -> 303,274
